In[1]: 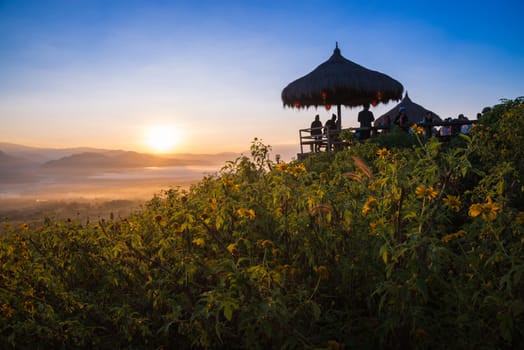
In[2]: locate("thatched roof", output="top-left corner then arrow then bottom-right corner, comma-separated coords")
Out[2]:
281,43 -> 404,109
374,92 -> 441,126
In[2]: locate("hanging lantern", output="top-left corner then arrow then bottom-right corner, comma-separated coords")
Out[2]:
321,91 -> 327,100
377,91 -> 382,101
293,101 -> 300,108
371,100 -> 378,107
325,103 -> 331,110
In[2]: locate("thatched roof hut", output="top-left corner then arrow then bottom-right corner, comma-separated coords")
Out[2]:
282,43 -> 403,128
374,92 -> 441,126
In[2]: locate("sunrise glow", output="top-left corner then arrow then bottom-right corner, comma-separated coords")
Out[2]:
145,125 -> 181,153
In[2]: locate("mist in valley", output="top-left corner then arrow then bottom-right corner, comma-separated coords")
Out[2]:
0,142 -> 297,224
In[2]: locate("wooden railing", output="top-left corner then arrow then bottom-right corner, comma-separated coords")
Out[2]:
298,120 -> 477,156
299,126 -> 348,154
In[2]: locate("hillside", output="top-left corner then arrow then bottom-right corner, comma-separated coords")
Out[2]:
0,98 -> 523,349
40,151 -> 197,170
0,150 -> 24,165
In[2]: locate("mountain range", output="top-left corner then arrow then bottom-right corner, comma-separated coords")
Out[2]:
0,142 -> 240,170
0,142 -> 298,200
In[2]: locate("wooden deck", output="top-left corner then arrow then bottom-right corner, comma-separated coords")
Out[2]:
298,120 -> 476,158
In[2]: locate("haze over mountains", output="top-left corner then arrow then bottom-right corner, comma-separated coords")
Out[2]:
0,142 -> 297,201
0,142 -> 237,168
0,142 -> 297,222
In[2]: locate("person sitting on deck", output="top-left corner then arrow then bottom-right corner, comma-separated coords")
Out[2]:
357,103 -> 375,140
324,114 -> 340,149
310,114 -> 323,152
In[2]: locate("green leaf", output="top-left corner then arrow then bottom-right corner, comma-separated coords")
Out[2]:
223,304 -> 233,321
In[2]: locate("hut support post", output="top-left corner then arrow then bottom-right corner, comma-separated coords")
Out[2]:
337,104 -> 342,129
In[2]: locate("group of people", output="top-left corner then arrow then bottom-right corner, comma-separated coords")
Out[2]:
309,114 -> 339,151
384,109 -> 475,139
307,104 -> 477,152
438,113 -> 473,138
309,104 -> 376,151
378,106 -> 410,131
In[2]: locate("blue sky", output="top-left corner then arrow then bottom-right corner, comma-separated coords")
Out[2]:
1,0 -> 523,154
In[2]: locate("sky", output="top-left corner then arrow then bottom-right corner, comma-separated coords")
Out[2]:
1,0 -> 523,155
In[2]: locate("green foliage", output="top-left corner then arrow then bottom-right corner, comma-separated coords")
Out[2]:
368,126 -> 419,149
1,99 -> 524,349
470,96 -> 524,209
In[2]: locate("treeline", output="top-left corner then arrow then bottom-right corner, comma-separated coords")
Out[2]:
1,97 -> 523,349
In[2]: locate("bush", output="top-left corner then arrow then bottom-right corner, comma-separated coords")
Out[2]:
1,99 -> 524,349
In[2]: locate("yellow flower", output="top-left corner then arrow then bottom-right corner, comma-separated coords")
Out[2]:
468,197 -> 502,221
443,195 -> 461,212
441,230 -> 465,243
377,147 -> 391,160
362,196 -> 378,216
222,177 -> 239,191
276,163 -> 306,177
294,164 -> 307,172
1,304 -> 14,318
468,203 -> 483,218
484,196 -> 502,221
227,243 -> 238,255
275,162 -> 288,171
236,208 -> 256,219
415,186 -> 438,200
192,238 -> 205,247
411,124 -> 424,135
369,220 -> 380,231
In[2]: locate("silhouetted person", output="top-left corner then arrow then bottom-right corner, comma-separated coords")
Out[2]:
358,103 -> 375,140
420,111 -> 434,138
324,114 -> 339,149
458,114 -> 471,134
310,114 -> 323,152
451,114 -> 464,135
324,114 -> 337,136
380,115 -> 392,133
440,118 -> 452,140
394,106 -> 409,130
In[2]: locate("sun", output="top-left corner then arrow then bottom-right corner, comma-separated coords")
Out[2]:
145,125 -> 180,153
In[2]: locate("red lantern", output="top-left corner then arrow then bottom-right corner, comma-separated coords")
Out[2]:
371,100 -> 378,107
293,101 -> 300,108
321,91 -> 327,100
325,103 -> 331,110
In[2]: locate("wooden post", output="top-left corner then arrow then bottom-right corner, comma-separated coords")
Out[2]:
337,104 -> 342,129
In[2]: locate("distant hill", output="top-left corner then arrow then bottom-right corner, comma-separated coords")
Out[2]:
41,151 -> 205,170
0,142 -> 106,164
0,150 -> 23,165
0,142 -> 299,170
0,150 -> 36,183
